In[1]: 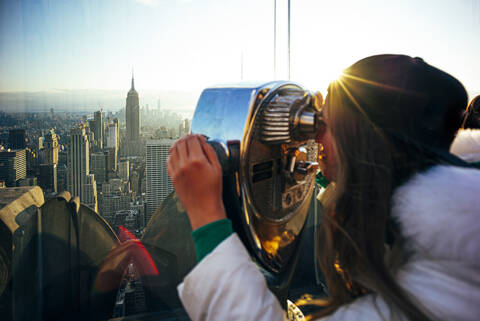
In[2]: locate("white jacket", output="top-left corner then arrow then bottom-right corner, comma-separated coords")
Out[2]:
450,129 -> 480,163
178,147 -> 480,321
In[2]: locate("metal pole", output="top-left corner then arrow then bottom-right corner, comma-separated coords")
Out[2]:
274,0 -> 277,79
288,0 -> 291,80
241,51 -> 244,80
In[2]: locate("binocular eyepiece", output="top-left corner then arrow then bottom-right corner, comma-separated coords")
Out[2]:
259,88 -> 324,144
191,81 -> 321,274
207,87 -> 324,177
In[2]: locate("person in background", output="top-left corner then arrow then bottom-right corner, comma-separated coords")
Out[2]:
462,95 -> 480,129
450,95 -> 480,166
167,55 -> 480,321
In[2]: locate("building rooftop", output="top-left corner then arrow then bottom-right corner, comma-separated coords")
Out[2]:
0,186 -> 43,210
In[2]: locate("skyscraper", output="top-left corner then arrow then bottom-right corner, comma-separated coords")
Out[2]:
38,137 -> 45,150
67,125 -> 89,197
39,163 -> 57,193
105,148 -> 117,173
42,129 -> 59,165
93,110 -> 105,150
106,119 -> 119,150
38,129 -> 59,193
67,124 -> 98,211
178,123 -> 184,137
8,129 -> 26,149
0,149 -> 26,187
118,159 -> 129,182
126,75 -> 140,156
91,152 -> 108,185
84,174 -> 98,212
105,118 -> 119,172
146,139 -> 175,224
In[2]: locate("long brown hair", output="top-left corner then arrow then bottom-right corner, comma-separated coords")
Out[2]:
304,78 -> 439,320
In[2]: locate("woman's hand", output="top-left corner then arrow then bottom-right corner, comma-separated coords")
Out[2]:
167,134 -> 226,230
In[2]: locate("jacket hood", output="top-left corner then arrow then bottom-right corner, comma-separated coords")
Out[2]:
391,165 -> 480,264
450,129 -> 480,163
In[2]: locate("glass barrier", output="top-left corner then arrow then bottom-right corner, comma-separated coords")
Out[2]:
0,1 -> 478,320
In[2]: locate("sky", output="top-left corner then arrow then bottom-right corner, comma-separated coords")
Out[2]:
0,0 -> 479,110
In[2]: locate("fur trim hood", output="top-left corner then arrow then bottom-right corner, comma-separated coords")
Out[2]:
450,129 -> 480,163
389,165 -> 480,321
391,165 -> 480,264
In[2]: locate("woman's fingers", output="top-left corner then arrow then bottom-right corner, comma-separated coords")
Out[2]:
198,136 -> 220,168
176,136 -> 189,162
168,135 -> 214,178
167,143 -> 178,172
187,135 -> 207,162
166,134 -> 226,230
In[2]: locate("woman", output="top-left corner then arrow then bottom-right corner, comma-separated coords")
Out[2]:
167,55 -> 480,320
462,95 -> 480,129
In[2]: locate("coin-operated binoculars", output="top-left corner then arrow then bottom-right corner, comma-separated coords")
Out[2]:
191,81 -> 324,302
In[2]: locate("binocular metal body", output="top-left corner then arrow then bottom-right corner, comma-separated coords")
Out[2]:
191,81 -> 322,274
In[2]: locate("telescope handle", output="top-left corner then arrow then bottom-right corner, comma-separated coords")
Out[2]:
207,140 -> 240,176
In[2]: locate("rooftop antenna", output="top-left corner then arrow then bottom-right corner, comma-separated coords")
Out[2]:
288,0 -> 291,80
131,67 -> 135,90
241,52 -> 244,80
274,0 -> 277,79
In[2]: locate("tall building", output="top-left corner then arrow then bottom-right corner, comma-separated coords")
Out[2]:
106,119 -> 119,150
93,110 -> 104,149
57,164 -> 68,193
42,129 -> 59,165
9,129 -> 26,149
91,152 -> 108,185
83,174 -> 98,212
105,148 -> 117,173
130,171 -> 140,195
38,129 -> 59,192
130,200 -> 146,229
85,126 -> 95,155
102,178 -> 127,195
67,124 -> 98,211
57,150 -> 68,192
39,163 -> 57,193
105,118 -> 119,172
178,123 -> 184,137
98,193 -> 130,225
38,137 -> 45,150
67,125 -> 89,197
25,147 -> 37,177
126,75 -> 140,156
146,139 -> 175,224
119,159 -> 129,182
0,149 -> 26,187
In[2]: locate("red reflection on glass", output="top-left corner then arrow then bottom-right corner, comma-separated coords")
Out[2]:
93,226 -> 158,293
118,225 -> 139,242
118,225 -> 159,276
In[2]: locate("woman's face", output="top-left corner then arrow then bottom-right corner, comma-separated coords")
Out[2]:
316,104 -> 338,182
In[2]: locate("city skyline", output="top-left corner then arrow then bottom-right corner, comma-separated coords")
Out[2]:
1,0 -> 479,103
0,80 -> 188,234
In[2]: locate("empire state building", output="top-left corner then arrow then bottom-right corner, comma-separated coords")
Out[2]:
126,74 -> 140,156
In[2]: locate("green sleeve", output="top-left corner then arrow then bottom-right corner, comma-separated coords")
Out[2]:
192,218 -> 234,262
